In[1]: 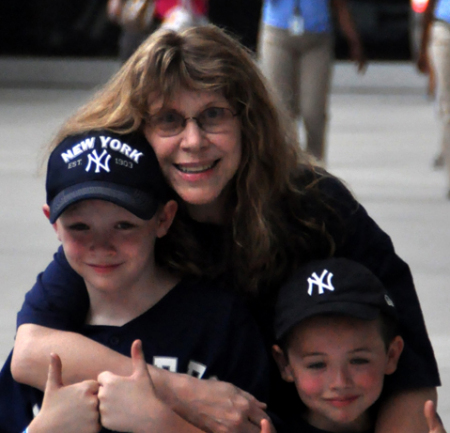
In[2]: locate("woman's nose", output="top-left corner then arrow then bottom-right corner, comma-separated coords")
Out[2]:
180,118 -> 207,151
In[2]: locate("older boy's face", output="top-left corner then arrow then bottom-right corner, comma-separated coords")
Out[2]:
50,200 -> 169,296
274,315 -> 402,432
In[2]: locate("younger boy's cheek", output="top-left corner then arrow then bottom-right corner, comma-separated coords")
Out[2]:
293,374 -> 323,401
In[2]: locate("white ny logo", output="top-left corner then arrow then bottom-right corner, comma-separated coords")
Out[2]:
307,269 -> 335,296
86,150 -> 111,173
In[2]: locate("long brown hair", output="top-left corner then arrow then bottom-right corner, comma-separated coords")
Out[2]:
47,25 -> 340,296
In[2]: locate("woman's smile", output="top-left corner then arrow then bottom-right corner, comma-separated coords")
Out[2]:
174,159 -> 220,175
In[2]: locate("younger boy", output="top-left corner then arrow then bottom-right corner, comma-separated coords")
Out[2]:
0,130 -> 269,432
271,257 -> 404,433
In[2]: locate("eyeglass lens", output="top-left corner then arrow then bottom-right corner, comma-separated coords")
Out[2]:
151,107 -> 236,136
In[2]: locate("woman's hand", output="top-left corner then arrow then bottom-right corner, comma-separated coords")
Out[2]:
168,375 -> 269,433
375,387 -> 438,433
28,354 -> 100,433
424,400 -> 446,433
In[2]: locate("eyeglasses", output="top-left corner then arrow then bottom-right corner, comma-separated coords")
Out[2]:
148,107 -> 239,137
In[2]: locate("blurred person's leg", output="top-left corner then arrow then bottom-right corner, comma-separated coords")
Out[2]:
430,21 -> 450,195
258,25 -> 298,121
297,33 -> 333,163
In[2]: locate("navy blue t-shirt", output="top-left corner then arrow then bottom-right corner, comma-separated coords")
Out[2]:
1,278 -> 270,432
273,412 -> 375,433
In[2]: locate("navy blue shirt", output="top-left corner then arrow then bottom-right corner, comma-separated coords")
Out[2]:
1,278 -> 270,432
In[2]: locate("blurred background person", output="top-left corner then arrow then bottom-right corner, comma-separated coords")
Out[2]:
258,0 -> 366,165
107,0 -> 208,61
418,0 -> 450,188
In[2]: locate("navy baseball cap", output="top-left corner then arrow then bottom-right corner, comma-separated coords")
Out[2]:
274,258 -> 397,341
46,130 -> 171,223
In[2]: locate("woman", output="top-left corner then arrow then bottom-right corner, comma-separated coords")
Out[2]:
12,25 -> 439,432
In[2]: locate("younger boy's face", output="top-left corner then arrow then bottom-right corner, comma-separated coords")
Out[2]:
45,199 -> 176,296
273,315 -> 403,433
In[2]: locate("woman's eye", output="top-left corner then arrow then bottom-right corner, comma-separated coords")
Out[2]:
202,107 -> 224,120
157,111 -> 181,125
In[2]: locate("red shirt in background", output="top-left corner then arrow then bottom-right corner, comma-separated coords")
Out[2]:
154,0 -> 208,20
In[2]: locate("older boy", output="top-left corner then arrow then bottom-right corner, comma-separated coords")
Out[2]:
0,130 -> 269,432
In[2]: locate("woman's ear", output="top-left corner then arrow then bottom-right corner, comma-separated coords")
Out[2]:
272,344 -> 295,383
385,335 -> 404,375
156,200 -> 178,238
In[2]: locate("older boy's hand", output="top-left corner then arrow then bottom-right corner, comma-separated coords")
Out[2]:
97,339 -> 162,432
29,353 -> 100,433
425,400 -> 447,433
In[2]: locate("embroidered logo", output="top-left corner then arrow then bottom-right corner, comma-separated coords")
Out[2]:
307,269 -> 335,296
385,294 -> 395,307
86,149 -> 111,173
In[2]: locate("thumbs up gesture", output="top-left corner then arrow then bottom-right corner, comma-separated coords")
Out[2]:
28,353 -> 100,433
98,340 -> 160,432
425,401 -> 447,433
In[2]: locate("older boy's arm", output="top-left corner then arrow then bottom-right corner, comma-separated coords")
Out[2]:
13,324 -> 268,433
375,388 -> 438,433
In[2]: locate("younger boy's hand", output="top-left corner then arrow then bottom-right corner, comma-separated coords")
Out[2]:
29,353 -> 100,433
260,418 -> 277,433
424,400 -> 446,433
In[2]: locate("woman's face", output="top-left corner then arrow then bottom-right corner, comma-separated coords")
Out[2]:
144,88 -> 242,223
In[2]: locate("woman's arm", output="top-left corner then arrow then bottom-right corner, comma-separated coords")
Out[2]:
375,388 -> 437,433
318,175 -> 441,432
12,324 -> 134,388
12,324 -> 269,433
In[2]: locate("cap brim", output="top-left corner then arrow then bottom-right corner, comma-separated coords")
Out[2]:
275,301 -> 381,341
49,181 -> 159,223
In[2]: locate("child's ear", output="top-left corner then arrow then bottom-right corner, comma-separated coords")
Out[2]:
42,204 -> 60,239
42,204 -> 51,220
156,200 -> 178,238
272,345 -> 295,383
385,335 -> 404,375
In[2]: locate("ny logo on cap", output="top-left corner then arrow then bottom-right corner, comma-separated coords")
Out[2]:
86,150 -> 111,173
307,269 -> 335,296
